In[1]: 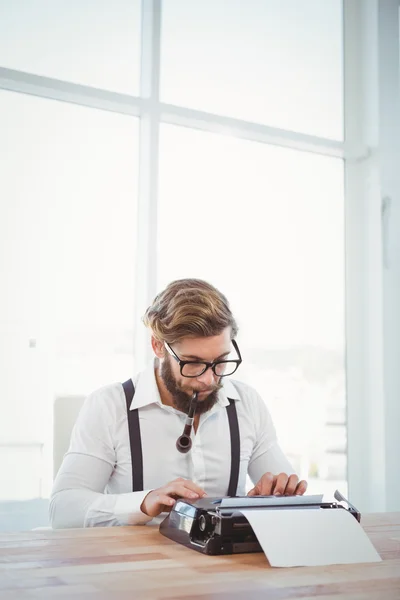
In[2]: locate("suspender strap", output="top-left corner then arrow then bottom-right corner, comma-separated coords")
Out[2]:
226,398 -> 240,497
122,379 -> 144,492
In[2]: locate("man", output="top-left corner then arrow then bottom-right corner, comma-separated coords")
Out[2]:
50,279 -> 307,528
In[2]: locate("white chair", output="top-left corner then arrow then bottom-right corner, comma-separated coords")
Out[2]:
53,395 -> 85,480
32,395 -> 84,531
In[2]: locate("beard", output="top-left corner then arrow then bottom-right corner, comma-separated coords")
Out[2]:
160,356 -> 222,415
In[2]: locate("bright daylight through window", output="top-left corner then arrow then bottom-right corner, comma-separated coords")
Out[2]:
0,0 -> 346,526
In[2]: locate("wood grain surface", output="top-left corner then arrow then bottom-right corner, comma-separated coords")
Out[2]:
0,512 -> 399,599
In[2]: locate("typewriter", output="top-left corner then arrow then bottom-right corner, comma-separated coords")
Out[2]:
159,490 -> 361,555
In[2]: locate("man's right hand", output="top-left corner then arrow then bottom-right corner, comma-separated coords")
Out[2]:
140,477 -> 207,518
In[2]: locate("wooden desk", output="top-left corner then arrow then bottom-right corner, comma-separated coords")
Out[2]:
0,513 -> 399,599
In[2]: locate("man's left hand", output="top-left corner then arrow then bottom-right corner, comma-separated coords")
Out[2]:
247,472 -> 307,497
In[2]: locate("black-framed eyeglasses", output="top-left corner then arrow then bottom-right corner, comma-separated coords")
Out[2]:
164,339 -> 242,378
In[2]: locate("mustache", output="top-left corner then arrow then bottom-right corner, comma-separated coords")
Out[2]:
185,384 -> 222,394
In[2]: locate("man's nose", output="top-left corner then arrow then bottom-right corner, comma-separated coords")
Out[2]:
196,367 -> 216,387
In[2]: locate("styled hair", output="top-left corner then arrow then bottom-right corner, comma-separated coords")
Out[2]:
143,278 -> 238,344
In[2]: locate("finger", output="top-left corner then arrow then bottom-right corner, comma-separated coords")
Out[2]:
166,483 -> 202,500
295,480 -> 308,495
178,479 -> 207,497
272,473 -> 289,496
257,473 -> 275,496
156,494 -> 176,510
247,487 -> 257,497
170,479 -> 206,497
141,492 -> 175,517
284,474 -> 299,496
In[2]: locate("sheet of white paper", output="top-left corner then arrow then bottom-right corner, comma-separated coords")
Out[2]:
240,508 -> 382,567
220,495 -> 323,508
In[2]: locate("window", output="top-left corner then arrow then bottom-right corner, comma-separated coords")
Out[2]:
161,0 -> 343,139
0,89 -> 139,499
158,124 -> 346,494
1,0 -> 349,518
0,0 -> 141,94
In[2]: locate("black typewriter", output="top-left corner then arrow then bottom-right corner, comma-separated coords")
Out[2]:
159,490 -> 361,555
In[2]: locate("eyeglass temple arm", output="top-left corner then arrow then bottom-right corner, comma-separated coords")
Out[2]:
232,339 -> 242,361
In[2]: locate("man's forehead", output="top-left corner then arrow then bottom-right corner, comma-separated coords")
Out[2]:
175,329 -> 232,358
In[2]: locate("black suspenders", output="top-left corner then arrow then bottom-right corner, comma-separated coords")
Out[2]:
225,398 -> 240,498
122,379 -> 144,492
122,379 -> 240,497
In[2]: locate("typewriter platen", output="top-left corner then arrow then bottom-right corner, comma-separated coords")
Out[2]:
159,490 -> 361,555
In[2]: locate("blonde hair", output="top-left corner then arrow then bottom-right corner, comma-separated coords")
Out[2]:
143,279 -> 238,344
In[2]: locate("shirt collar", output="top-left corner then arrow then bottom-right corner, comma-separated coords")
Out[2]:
129,359 -> 240,411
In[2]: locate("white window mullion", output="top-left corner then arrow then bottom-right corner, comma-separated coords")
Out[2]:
133,0 -> 162,369
160,101 -> 349,159
344,0 -> 386,514
0,66 -> 143,116
377,0 -> 400,512
344,0 -> 400,512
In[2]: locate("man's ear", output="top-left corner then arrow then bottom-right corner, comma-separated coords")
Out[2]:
151,335 -> 165,359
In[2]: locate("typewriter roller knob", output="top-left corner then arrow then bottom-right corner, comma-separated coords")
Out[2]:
199,514 -> 207,532
198,513 -> 216,534
199,513 -> 215,533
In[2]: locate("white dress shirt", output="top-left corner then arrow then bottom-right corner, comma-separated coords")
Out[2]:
50,360 -> 294,528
